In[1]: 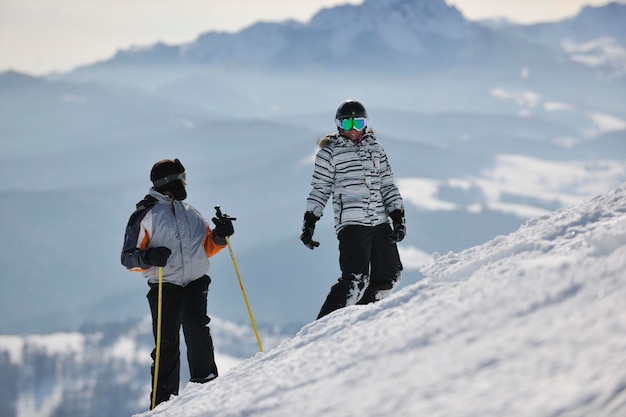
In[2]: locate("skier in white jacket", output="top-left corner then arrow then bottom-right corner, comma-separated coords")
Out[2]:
301,100 -> 406,319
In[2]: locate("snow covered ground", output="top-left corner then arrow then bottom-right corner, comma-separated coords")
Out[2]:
137,183 -> 626,417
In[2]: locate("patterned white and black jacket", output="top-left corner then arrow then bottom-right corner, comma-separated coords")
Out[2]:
306,130 -> 404,233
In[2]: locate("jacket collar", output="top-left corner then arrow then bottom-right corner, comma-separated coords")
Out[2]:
149,188 -> 175,204
318,129 -> 376,148
337,131 -> 375,147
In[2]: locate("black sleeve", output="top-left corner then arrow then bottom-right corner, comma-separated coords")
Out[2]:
120,198 -> 154,270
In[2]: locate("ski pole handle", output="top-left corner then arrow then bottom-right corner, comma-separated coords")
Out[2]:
215,205 -> 237,222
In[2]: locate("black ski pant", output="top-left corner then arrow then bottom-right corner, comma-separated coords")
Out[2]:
317,223 -> 403,319
147,275 -> 218,409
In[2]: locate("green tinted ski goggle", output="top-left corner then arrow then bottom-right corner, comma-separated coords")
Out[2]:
336,117 -> 367,131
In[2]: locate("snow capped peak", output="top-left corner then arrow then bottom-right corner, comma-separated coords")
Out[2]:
365,0 -> 463,19
578,1 -> 626,18
306,0 -> 470,59
574,1 -> 626,40
310,0 -> 468,36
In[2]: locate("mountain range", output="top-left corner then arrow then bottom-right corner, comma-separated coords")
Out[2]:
67,0 -> 625,72
55,0 -> 626,116
0,0 -> 624,337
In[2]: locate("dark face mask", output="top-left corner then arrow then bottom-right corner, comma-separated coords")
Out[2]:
168,182 -> 187,201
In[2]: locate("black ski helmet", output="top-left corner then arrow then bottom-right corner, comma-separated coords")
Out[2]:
335,100 -> 368,120
150,158 -> 187,200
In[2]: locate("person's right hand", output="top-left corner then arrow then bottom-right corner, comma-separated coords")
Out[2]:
143,247 -> 171,267
212,217 -> 235,238
299,211 -> 320,250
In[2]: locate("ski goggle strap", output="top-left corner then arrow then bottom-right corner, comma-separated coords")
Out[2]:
153,172 -> 187,188
336,117 -> 367,131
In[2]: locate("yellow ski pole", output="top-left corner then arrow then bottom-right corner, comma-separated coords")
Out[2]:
216,206 -> 263,352
225,235 -> 263,352
151,266 -> 164,410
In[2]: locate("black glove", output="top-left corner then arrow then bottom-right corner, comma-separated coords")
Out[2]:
143,246 -> 171,267
299,211 -> 320,250
389,209 -> 406,242
212,217 -> 235,238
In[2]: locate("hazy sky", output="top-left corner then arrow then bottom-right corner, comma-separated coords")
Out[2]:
0,0 -> 622,75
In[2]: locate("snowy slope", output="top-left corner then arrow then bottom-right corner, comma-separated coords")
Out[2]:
138,183 -> 626,417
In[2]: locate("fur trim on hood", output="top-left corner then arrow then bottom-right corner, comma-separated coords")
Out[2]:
317,128 -> 375,148
317,133 -> 337,148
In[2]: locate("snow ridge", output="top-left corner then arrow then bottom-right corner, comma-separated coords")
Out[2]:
422,183 -> 626,282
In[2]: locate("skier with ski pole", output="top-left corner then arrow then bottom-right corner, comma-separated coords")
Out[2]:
121,158 -> 234,410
